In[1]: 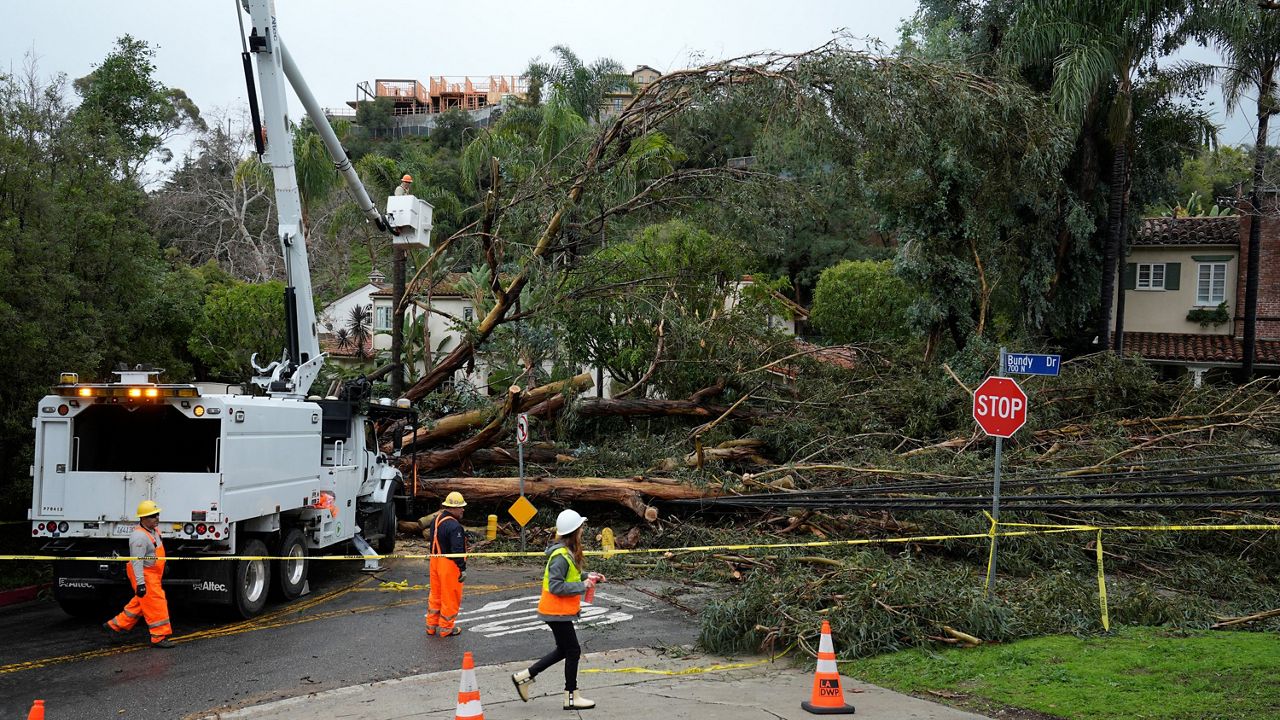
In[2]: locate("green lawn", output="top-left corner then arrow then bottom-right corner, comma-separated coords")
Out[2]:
843,626 -> 1280,720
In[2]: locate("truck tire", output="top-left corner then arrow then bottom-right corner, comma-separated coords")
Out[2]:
232,538 -> 270,618
272,529 -> 309,601
375,489 -> 398,555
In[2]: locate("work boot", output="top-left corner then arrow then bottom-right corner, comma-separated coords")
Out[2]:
511,669 -> 535,702
101,623 -> 126,644
438,626 -> 461,637
150,638 -> 176,649
563,691 -> 595,710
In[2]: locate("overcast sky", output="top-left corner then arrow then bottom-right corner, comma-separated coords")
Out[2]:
1,1 -> 1260,166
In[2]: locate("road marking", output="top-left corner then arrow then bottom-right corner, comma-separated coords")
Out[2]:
456,593 -> 646,638
0,576 -> 541,675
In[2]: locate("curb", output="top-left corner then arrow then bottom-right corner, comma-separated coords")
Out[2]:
0,584 -> 48,607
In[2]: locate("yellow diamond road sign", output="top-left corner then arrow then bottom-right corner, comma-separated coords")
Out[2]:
508,495 -> 537,527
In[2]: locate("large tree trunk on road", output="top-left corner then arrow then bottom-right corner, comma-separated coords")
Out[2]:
410,385 -> 523,472
574,396 -> 763,419
412,476 -> 723,519
468,446 -> 577,467
394,373 -> 593,451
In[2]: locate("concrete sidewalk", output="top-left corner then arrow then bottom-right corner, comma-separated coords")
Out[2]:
197,647 -> 990,720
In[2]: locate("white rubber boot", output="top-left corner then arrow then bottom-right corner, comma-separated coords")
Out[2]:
563,690 -> 596,710
511,669 -> 535,702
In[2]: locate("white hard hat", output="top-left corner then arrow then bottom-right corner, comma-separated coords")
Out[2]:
555,509 -> 586,537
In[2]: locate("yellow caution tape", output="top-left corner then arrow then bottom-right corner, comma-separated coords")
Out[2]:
2,522 -> 1276,563
8,520 -> 1280,637
1095,529 -> 1109,632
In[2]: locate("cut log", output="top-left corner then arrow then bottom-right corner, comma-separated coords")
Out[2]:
410,385 -> 523,472
394,373 -> 592,451
575,396 -> 764,419
1210,607 -> 1280,628
654,439 -> 770,471
468,446 -> 577,467
411,476 -> 723,519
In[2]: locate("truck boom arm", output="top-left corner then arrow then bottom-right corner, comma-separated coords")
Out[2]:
241,0 -> 392,398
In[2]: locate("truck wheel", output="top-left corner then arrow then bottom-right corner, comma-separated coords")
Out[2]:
375,490 -> 398,555
272,529 -> 309,601
232,538 -> 270,618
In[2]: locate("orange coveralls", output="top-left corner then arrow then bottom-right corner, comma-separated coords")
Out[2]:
108,526 -> 172,645
426,512 -> 466,635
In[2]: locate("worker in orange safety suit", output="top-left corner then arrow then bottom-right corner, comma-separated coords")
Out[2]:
425,491 -> 468,637
103,500 -> 175,648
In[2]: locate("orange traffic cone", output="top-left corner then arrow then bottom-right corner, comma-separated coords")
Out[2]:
27,699 -> 45,720
455,651 -> 484,720
801,620 -> 856,715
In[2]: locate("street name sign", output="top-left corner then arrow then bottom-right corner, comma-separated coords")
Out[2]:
1003,352 -> 1061,377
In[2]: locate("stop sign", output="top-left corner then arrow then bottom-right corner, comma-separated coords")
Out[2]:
972,376 -> 1027,438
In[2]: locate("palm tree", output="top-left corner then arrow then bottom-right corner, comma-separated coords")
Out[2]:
1199,0 -> 1280,377
1005,0 -> 1200,351
345,304 -> 372,360
523,46 -> 630,123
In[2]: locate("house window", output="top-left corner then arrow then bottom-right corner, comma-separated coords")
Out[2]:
1197,263 -> 1227,305
463,306 -> 474,323
374,305 -> 392,331
1136,263 -> 1165,290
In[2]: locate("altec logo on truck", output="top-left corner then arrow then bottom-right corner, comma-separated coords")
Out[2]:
28,0 -> 432,620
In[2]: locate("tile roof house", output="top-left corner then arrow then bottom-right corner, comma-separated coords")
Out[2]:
1118,194 -> 1280,384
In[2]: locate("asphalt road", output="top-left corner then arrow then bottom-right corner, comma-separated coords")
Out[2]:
0,555 -> 704,720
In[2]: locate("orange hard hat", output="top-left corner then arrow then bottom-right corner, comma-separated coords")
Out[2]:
401,174 -> 413,183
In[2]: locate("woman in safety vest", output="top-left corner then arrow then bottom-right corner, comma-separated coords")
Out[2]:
511,508 -> 605,710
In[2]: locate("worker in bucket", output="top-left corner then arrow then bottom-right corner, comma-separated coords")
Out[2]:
103,500 -> 175,648
511,508 -> 606,709
425,491 -> 468,637
394,174 -> 412,196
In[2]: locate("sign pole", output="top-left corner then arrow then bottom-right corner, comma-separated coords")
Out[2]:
517,414 -> 527,553
985,346 -> 1006,596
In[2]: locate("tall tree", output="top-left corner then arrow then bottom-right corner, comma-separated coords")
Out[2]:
1005,0 -> 1200,351
524,46 -> 630,122
0,55 -> 171,512
73,34 -> 204,180
1199,0 -> 1280,377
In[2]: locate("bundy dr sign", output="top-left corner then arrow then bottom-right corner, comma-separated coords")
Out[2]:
974,347 -> 1049,595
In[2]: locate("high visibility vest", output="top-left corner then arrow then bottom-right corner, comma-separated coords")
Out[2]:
537,546 -> 582,617
128,527 -> 166,585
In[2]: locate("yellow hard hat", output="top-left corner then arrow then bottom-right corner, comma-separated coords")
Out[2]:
442,491 -> 467,508
136,500 -> 161,518
401,174 -> 413,183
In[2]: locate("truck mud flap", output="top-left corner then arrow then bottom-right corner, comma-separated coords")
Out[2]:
165,559 -> 236,605
52,559 -> 125,599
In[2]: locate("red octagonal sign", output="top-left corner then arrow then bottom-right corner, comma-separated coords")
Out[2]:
972,376 -> 1027,438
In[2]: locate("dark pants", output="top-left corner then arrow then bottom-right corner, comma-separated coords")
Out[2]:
528,621 -> 581,691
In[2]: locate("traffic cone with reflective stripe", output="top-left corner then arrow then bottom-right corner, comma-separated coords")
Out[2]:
455,651 -> 484,720
27,699 -> 45,720
801,620 -> 856,715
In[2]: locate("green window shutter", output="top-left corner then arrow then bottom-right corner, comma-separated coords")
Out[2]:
1164,262 -> 1180,291
1123,263 -> 1137,291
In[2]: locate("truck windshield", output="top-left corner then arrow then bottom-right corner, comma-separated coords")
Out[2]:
74,404 -> 220,473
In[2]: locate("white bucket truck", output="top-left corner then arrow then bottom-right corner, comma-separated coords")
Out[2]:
28,0 -> 427,619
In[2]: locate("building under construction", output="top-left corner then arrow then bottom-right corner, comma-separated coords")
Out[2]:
354,76 -> 524,114
325,76 -> 526,138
